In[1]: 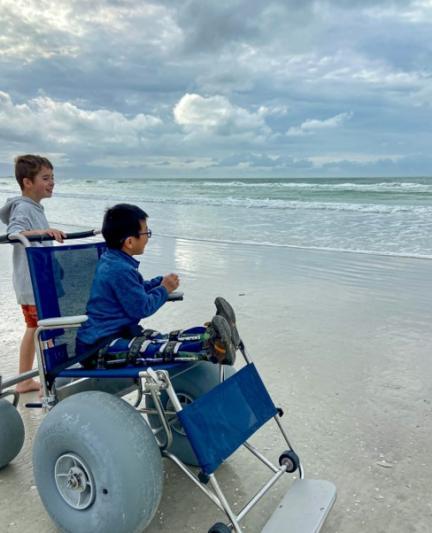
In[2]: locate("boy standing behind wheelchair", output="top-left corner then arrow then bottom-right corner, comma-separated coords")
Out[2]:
76,203 -> 240,369
0,155 -> 65,393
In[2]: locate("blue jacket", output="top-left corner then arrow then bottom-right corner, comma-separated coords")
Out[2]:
77,249 -> 168,346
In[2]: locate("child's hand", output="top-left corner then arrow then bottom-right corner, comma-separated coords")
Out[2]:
22,228 -> 66,243
44,228 -> 66,243
162,273 -> 180,293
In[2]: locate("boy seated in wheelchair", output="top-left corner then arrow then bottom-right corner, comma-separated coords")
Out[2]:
76,203 -> 240,369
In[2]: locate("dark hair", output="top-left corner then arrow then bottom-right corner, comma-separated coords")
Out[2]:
15,154 -> 53,190
102,203 -> 148,249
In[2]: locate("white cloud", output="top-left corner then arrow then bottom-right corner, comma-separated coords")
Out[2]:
287,112 -> 353,137
365,1 -> 432,23
308,153 -> 403,168
0,91 -> 162,149
89,155 -> 215,169
173,93 -> 270,136
323,60 -> 424,88
0,0 -> 182,62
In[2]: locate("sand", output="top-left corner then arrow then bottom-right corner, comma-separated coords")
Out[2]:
1,235 -> 432,532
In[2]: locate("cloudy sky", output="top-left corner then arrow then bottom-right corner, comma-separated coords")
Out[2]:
0,0 -> 431,178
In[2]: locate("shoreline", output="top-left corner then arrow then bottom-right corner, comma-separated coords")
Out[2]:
3,220 -> 432,262
160,234 -> 432,261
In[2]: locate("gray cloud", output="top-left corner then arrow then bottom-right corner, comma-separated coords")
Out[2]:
0,0 -> 431,177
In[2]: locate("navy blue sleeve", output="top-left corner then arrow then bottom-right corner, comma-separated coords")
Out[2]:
111,269 -> 168,320
143,275 -> 163,291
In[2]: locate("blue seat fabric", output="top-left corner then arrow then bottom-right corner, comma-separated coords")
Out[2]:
26,242 -> 107,381
178,363 -> 278,475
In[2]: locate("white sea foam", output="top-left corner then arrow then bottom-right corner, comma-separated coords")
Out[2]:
201,180 -> 432,193
66,194 -> 432,215
3,186 -> 427,215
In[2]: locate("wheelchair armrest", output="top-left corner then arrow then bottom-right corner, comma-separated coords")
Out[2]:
167,291 -> 184,302
37,315 -> 88,328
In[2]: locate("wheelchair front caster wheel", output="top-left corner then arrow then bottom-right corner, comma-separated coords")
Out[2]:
279,450 -> 300,473
208,522 -> 231,533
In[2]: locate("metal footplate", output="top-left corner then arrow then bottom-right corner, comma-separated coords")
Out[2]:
261,479 -> 336,533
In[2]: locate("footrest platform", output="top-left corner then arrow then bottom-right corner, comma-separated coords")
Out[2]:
261,479 -> 336,533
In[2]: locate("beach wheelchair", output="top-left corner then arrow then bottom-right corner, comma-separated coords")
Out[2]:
0,231 -> 336,533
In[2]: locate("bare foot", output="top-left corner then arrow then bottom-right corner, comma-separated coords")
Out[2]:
16,379 -> 41,393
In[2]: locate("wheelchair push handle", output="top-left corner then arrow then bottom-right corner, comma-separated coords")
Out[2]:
0,230 -> 185,301
0,229 -> 99,244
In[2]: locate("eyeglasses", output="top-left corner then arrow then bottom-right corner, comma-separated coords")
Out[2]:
138,229 -> 152,238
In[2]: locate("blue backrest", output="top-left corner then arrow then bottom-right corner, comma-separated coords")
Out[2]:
26,241 -> 106,376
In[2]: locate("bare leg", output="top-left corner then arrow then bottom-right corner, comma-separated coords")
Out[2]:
16,327 -> 40,393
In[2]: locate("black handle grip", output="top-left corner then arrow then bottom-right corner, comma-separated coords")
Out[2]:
167,291 -> 184,302
0,230 -> 99,244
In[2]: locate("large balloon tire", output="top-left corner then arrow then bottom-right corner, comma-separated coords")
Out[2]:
33,391 -> 163,533
0,398 -> 25,469
146,362 -> 236,466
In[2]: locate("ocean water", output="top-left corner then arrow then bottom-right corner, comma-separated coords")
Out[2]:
1,176 -> 432,258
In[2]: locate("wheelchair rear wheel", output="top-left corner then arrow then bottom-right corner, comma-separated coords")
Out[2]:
33,391 -> 163,533
146,362 -> 236,466
0,397 -> 25,469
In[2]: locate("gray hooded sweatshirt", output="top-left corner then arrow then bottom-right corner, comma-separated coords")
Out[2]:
0,196 -> 50,304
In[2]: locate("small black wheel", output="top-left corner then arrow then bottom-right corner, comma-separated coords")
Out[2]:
208,522 -> 231,533
278,450 -> 300,473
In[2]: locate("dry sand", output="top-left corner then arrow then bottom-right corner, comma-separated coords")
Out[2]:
1,235 -> 432,532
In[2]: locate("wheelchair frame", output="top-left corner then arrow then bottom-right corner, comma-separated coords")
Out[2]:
0,231 -> 336,533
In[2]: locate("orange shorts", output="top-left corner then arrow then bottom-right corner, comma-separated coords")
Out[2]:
21,304 -> 39,328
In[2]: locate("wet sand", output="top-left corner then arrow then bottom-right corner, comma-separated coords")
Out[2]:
1,235 -> 432,532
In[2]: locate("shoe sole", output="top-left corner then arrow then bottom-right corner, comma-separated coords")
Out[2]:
214,297 -> 241,348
